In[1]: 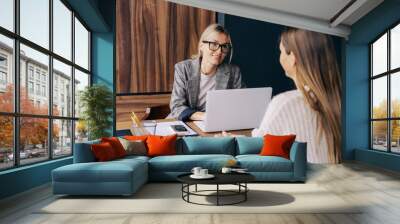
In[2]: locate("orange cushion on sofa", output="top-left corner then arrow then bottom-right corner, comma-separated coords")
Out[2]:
146,135 -> 177,157
101,137 -> 127,158
124,135 -> 149,142
91,142 -> 118,161
260,134 -> 296,159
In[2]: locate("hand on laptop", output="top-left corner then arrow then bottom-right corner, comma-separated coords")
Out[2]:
214,131 -> 233,137
190,112 -> 205,121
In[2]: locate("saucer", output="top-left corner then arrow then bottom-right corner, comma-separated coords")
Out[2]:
190,174 -> 215,179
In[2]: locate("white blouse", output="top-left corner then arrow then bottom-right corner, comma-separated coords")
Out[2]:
252,90 -> 329,163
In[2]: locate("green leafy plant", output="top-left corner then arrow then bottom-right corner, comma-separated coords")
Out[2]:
79,84 -> 113,140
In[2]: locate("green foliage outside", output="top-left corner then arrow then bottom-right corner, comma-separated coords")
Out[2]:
79,84 -> 113,140
372,99 -> 400,145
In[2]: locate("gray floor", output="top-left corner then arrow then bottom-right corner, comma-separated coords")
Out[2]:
1,162 -> 400,224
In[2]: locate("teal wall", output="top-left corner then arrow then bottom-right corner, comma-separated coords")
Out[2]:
344,0 -> 400,170
0,0 -> 115,200
91,0 -> 115,135
0,158 -> 72,199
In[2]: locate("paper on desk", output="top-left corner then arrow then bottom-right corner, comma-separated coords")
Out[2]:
144,121 -> 197,136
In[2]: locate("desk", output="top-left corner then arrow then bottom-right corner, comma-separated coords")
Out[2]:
122,119 -> 252,137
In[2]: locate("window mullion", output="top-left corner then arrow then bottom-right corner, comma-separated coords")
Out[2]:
48,0 -> 54,160
13,0 -> 21,167
71,10 -> 76,154
388,30 -> 391,152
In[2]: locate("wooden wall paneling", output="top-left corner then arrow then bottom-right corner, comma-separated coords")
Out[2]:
116,0 -> 216,94
116,94 -> 171,130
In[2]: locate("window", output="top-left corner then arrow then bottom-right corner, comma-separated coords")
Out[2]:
0,0 -> 91,170
0,55 -> 7,67
0,71 -> 6,85
35,70 -> 41,81
53,0 -> 72,60
20,0 -> 49,49
42,85 -> 46,97
28,67 -> 34,80
0,0 -> 14,32
36,83 -> 40,95
53,59 -> 72,117
370,23 -> 400,154
75,17 -> 89,70
28,81 -> 34,94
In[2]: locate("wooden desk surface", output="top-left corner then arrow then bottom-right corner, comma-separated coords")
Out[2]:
185,121 -> 252,137
118,119 -> 252,137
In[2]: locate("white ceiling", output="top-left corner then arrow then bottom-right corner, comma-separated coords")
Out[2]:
167,0 -> 384,38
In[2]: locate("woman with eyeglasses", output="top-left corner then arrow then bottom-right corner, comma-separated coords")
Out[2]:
169,24 -> 245,121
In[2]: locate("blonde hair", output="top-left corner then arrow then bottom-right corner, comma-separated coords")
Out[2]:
193,23 -> 233,63
280,28 -> 342,163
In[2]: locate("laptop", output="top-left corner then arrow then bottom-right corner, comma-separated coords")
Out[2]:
194,87 -> 272,132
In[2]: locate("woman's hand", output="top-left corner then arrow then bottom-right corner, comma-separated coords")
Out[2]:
190,112 -> 206,121
214,131 -> 235,137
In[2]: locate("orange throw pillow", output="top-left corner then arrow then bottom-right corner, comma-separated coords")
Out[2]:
91,142 -> 117,161
101,137 -> 127,158
260,134 -> 296,159
146,135 -> 177,157
124,135 -> 149,142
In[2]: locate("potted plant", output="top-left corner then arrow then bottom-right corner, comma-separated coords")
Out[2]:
79,84 -> 113,140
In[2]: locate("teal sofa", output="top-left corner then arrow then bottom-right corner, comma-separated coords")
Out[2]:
52,137 -> 307,196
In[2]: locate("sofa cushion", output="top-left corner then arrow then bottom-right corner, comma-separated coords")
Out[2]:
260,134 -> 296,159
180,137 -> 235,155
118,138 -> 147,156
101,137 -> 127,158
91,142 -> 118,161
148,154 -> 235,172
52,158 -> 147,183
236,155 -> 293,172
147,135 -> 177,157
236,137 -> 263,155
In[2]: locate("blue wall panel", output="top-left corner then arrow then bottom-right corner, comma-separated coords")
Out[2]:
0,158 -> 72,199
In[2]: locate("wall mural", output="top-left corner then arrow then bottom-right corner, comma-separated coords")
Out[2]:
116,0 -> 216,94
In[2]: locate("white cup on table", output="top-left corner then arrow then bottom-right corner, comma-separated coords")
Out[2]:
191,167 -> 202,176
200,169 -> 208,176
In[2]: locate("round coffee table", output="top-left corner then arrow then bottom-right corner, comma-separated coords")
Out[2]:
177,173 -> 255,206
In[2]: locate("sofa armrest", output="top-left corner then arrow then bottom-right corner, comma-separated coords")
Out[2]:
73,140 -> 100,163
289,142 -> 307,181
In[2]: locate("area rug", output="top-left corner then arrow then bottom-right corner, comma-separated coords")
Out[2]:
37,183 -> 361,214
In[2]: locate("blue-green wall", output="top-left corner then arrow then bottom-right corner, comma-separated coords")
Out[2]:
91,0 -> 115,135
345,0 -> 400,170
0,158 -> 72,199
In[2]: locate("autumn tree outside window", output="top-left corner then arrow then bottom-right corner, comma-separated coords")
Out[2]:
0,0 -> 91,170
370,22 -> 400,153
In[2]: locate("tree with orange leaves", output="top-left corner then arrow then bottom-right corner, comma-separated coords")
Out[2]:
0,84 -> 59,151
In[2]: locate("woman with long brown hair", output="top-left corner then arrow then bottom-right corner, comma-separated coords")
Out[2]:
252,28 -> 342,163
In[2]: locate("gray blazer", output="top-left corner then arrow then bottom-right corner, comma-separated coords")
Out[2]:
169,58 -> 245,120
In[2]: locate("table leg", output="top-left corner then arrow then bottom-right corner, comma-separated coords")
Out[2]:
245,183 -> 247,201
195,184 -> 197,192
217,184 -> 219,206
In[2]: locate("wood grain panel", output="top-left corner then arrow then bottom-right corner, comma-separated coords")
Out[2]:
116,0 -> 216,94
116,94 -> 171,130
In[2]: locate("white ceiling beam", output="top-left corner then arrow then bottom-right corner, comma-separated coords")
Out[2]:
166,0 -> 351,38
330,0 -> 368,27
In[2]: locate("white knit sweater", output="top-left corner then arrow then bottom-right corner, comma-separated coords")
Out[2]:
252,90 -> 329,163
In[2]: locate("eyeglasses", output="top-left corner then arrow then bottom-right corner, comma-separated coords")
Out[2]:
202,41 -> 231,53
